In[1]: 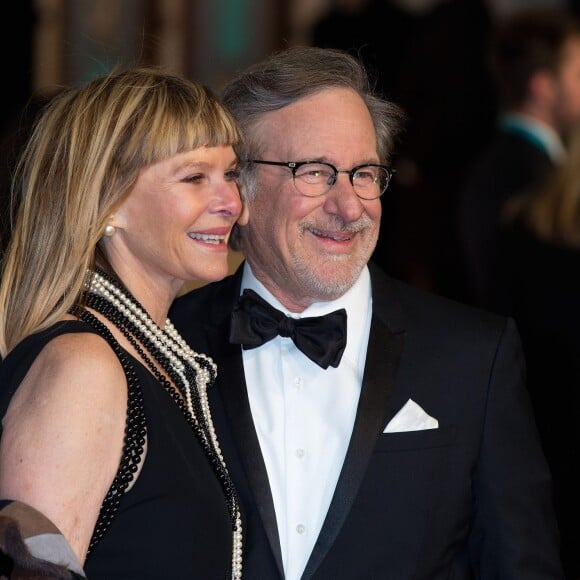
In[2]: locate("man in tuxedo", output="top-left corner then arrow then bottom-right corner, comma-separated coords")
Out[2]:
170,46 -> 563,579
458,7 -> 580,311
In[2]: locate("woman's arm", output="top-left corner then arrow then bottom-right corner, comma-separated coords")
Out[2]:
0,331 -> 127,563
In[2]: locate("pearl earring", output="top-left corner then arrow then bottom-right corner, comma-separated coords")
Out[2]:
104,224 -> 116,237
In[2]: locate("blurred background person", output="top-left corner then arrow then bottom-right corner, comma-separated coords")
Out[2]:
458,6 -> 580,311
494,120 -> 580,579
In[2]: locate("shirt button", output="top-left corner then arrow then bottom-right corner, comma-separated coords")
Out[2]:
293,377 -> 303,389
295,448 -> 305,458
296,524 -> 305,534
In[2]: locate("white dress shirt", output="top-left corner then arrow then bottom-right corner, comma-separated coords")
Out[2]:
240,263 -> 372,580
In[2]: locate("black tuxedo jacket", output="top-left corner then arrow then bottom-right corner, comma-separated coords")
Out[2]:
170,262 -> 563,579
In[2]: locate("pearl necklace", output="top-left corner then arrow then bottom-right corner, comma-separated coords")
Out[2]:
83,269 -> 243,579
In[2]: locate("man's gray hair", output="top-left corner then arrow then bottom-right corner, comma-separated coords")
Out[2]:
222,45 -> 404,166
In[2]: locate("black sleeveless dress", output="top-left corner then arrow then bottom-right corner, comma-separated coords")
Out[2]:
0,320 -> 233,579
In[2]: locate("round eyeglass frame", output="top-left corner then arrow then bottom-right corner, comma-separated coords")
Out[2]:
249,159 -> 395,200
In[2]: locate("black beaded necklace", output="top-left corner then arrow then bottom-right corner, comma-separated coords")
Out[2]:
72,268 -> 243,579
70,308 -> 146,557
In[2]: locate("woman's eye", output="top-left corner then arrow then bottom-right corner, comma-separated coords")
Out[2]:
183,173 -> 204,184
225,169 -> 240,182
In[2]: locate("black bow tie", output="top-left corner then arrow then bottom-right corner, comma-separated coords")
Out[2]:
229,289 -> 347,369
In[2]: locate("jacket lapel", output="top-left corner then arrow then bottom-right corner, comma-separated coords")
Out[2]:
301,265 -> 406,579
205,268 -> 285,576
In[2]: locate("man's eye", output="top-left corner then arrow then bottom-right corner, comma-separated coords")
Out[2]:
296,165 -> 332,180
354,170 -> 375,182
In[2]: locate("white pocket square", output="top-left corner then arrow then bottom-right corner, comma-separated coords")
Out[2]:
383,399 -> 439,433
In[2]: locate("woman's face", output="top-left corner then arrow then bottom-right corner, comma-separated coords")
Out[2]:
105,145 -> 247,300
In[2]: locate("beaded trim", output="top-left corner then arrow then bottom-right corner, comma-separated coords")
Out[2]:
77,268 -> 243,579
69,308 -> 147,556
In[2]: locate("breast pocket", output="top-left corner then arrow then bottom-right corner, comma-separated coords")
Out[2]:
374,425 -> 456,452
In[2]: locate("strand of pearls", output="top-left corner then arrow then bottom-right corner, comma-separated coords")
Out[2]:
86,270 -> 243,579
88,272 -> 212,429
164,319 -> 224,460
163,319 -> 244,575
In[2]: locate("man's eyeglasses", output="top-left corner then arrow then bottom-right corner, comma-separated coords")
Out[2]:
249,160 -> 395,200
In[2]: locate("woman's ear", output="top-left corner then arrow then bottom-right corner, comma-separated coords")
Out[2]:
108,205 -> 129,231
101,209 -> 128,238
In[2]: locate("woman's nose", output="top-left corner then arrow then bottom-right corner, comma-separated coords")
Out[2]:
214,180 -> 244,217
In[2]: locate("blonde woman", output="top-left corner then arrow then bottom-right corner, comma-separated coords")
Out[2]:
0,67 -> 246,579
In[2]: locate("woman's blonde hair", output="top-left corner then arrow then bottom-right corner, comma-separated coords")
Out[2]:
0,66 -> 240,357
